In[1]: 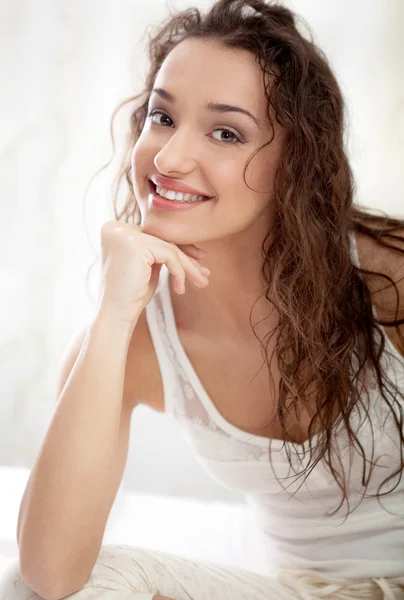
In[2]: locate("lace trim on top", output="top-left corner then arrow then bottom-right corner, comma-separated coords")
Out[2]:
149,230 -> 404,468
153,292 -> 274,463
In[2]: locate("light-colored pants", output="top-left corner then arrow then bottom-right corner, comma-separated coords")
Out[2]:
1,544 -> 404,600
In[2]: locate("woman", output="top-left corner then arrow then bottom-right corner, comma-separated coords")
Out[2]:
2,0 -> 404,598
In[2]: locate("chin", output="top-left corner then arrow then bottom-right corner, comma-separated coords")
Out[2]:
140,217 -> 194,245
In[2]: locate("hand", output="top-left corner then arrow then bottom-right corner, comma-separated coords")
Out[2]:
96,220 -> 210,326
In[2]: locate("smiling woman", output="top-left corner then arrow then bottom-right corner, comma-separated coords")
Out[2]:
3,0 -> 404,599
130,35 -> 280,246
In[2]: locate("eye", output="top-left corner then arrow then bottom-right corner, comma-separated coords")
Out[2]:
211,128 -> 242,144
147,109 -> 244,144
147,109 -> 174,127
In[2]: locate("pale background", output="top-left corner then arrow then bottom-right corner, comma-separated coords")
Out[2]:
0,0 -> 403,507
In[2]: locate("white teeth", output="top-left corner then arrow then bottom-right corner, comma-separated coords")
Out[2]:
155,184 -> 207,203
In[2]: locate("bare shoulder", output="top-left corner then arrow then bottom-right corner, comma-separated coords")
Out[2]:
355,227 -> 404,355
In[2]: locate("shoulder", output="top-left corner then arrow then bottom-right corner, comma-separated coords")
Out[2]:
355,227 -> 404,355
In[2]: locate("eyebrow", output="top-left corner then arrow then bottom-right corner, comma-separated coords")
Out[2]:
151,87 -> 261,128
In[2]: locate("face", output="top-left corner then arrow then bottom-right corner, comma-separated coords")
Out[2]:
131,37 -> 282,247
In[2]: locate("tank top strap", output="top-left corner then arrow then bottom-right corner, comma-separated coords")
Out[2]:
145,265 -> 214,424
145,270 -> 179,414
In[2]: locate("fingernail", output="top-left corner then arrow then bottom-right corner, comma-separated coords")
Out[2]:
196,248 -> 206,255
200,266 -> 211,275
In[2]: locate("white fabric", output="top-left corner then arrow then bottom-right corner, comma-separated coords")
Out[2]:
145,230 -> 404,581
1,544 -> 404,599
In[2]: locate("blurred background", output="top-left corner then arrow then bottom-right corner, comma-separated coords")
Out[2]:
0,0 -> 403,574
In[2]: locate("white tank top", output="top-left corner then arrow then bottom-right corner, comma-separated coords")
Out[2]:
145,231 -> 404,579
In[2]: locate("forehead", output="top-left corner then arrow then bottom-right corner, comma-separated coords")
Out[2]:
153,37 -> 267,115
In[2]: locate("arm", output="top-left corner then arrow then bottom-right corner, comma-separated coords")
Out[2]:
16,220 -> 207,600
17,313 -> 139,600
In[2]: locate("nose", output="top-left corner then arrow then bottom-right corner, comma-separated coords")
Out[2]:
154,128 -> 197,175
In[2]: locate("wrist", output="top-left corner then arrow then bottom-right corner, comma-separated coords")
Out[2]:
91,306 -> 138,341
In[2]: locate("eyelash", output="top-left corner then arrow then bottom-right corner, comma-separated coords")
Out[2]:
146,109 -> 245,144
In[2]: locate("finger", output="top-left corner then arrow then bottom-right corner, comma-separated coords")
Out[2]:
178,244 -> 206,260
149,245 -> 186,294
173,246 -> 210,288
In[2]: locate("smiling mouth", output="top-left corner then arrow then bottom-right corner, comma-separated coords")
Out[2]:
149,180 -> 212,202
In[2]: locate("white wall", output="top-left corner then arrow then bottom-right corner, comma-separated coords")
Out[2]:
0,0 -> 403,502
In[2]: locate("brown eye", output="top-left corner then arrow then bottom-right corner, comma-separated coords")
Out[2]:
211,128 -> 242,144
148,110 -> 173,127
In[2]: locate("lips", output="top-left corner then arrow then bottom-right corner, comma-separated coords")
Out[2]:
149,176 -> 213,199
149,180 -> 210,202
149,180 -> 211,212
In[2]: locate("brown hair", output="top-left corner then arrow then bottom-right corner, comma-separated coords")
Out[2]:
89,0 -> 404,516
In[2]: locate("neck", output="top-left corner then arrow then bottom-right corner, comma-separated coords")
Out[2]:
170,227 -> 277,339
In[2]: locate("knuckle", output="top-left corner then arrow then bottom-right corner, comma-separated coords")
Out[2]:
167,241 -> 179,253
102,221 -> 140,244
166,245 -> 179,260
101,220 -> 114,235
101,220 -> 123,238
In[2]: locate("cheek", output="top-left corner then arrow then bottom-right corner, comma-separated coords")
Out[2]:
131,129 -> 158,181
245,148 -> 279,197
213,157 -> 248,194
131,137 -> 148,181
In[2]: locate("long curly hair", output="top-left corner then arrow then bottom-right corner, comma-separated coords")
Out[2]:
89,0 -> 404,516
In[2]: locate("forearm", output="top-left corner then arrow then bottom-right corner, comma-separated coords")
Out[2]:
18,315 -> 134,592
